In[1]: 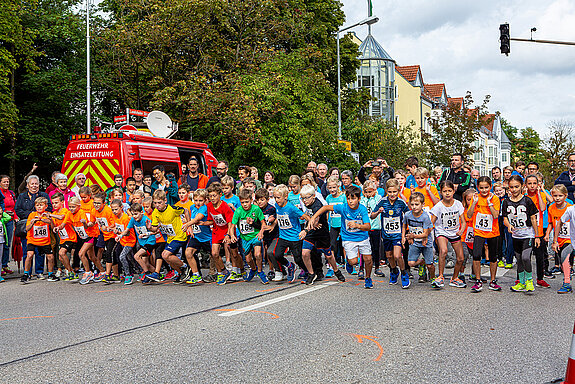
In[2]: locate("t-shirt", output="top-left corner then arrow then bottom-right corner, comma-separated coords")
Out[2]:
94,205 -> 116,241
127,215 -> 156,247
115,213 -> 136,247
222,195 -> 241,212
374,197 -> 409,240
207,200 -> 234,238
80,199 -> 100,238
403,185 -> 440,211
526,191 -> 547,237
232,204 -> 264,241
175,200 -> 193,224
26,211 -> 51,246
261,203 -> 279,242
404,210 -> 433,247
274,202 -> 304,242
548,202 -> 571,247
52,208 -> 77,244
190,204 -> 212,243
501,196 -> 538,239
288,191 -> 305,225
145,210 -> 166,244
405,174 -> 417,189
430,200 -> 464,238
560,205 -> 575,244
467,195 -> 500,238
303,198 -> 329,241
151,205 -> 187,243
463,217 -> 474,248
360,195 -> 382,231
70,209 -> 90,240
333,203 -> 370,242
326,193 -> 346,228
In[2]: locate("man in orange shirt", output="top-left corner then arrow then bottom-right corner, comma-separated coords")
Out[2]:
21,197 -> 54,284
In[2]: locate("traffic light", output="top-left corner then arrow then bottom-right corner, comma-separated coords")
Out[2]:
500,23 -> 510,55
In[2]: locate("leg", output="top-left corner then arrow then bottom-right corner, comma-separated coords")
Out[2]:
58,247 -> 73,272
486,237 -> 499,282
472,236 -> 487,282
253,245 -> 263,272
532,237 -> 545,281
435,236 -> 449,278
451,241 -> 465,279
301,243 -> 314,275
185,247 -> 200,273
211,243 -> 226,272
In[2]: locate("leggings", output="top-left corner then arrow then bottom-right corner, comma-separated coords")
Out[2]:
118,245 -> 134,275
472,236 -> 498,262
329,227 -> 343,264
558,243 -> 573,284
513,238 -> 533,275
532,237 -> 545,280
368,230 -> 381,269
103,239 -> 118,265
272,238 -> 304,271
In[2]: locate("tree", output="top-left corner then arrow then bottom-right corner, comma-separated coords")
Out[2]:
423,92 -> 494,167
541,120 -> 575,185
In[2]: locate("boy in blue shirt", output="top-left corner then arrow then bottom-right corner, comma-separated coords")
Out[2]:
182,189 -> 212,285
309,186 -> 374,289
360,180 -> 383,278
402,192 -> 435,284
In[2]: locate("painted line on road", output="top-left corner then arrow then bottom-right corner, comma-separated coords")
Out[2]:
0,316 -> 54,322
218,281 -> 339,317
213,309 -> 279,319
482,268 -> 510,278
347,334 -> 384,361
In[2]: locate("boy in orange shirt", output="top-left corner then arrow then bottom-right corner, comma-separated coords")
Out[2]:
21,197 -> 55,284
77,186 -> 105,282
111,199 -> 137,285
50,192 -> 77,280
548,184 -> 573,293
403,167 -> 440,211
93,193 -> 120,283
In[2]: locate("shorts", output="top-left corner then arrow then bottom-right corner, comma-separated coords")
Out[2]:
95,233 -> 106,249
143,243 -> 162,256
59,241 -> 76,252
342,239 -> 372,260
211,227 -> 228,244
187,237 -> 212,253
165,240 -> 187,255
240,237 -> 262,256
436,235 -> 461,244
77,236 -> 95,245
303,235 -> 331,251
27,244 -> 52,254
382,238 -> 402,252
408,244 -> 434,265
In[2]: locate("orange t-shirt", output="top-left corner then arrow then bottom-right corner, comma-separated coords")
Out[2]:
94,205 -> 116,241
26,211 -> 51,246
114,213 -> 136,247
463,217 -> 474,248
467,195 -> 500,238
403,185 -> 440,210
80,199 -> 100,238
175,200 -> 193,223
52,208 -> 77,244
70,209 -> 90,240
548,202 -> 572,247
526,191 -> 546,237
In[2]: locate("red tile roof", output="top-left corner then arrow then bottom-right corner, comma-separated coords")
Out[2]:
447,97 -> 463,108
396,65 -> 420,82
423,83 -> 446,99
482,114 -> 496,132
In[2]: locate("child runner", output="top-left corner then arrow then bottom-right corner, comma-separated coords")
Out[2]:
78,186 -> 106,282
493,182 -> 514,269
501,175 -> 539,293
361,180 -> 383,278
403,167 -> 440,212
254,188 -> 279,279
430,181 -> 467,288
142,196 -> 166,279
550,184 -> 574,294
93,193 -> 120,283
525,174 -> 550,288
465,176 -> 502,292
402,192 -> 435,284
21,197 -> 55,283
460,189 -> 476,284
111,199 -> 137,284
205,182 -> 234,285
183,189 -> 212,285
50,193 -> 76,281
220,176 -> 244,280
325,175 -> 346,271
122,203 -> 156,283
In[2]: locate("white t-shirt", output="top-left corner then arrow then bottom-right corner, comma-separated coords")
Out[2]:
561,205 -> 575,243
430,200 -> 464,238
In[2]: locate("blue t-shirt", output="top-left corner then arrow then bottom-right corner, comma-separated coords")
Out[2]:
374,197 -> 409,240
274,202 -> 304,242
404,210 -> 433,247
127,215 -> 156,247
190,204 -> 212,243
360,195 -> 382,231
288,191 -> 306,225
333,203 -> 370,242
326,194 -> 346,228
222,195 -> 241,211
405,174 -> 417,189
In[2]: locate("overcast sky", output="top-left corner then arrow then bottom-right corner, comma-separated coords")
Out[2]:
340,0 -> 575,136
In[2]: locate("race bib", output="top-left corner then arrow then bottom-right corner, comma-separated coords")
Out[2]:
33,225 -> 49,239
277,214 -> 292,230
441,212 -> 459,230
508,214 -> 527,229
212,213 -> 227,227
409,226 -> 424,236
160,224 -> 176,237
192,224 -> 201,234
330,212 -> 341,219
134,225 -> 148,237
346,220 -> 362,232
96,217 -> 109,228
474,213 -> 493,232
239,219 -> 254,235
558,223 -> 571,239
0,225 -> 4,236
464,226 -> 474,243
115,223 -> 125,234
383,217 -> 401,234
58,227 -> 69,240
74,225 -> 88,239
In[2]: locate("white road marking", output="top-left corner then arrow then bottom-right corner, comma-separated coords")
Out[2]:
481,267 -> 510,278
218,281 -> 339,317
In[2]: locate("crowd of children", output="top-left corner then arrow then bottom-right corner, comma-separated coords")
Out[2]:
2,155 -> 574,294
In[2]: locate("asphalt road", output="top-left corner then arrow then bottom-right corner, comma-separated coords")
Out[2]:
0,263 -> 573,384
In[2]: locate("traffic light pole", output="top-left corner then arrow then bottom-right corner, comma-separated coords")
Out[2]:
510,37 -> 575,46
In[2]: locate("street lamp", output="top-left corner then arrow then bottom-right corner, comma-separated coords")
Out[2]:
337,15 -> 379,140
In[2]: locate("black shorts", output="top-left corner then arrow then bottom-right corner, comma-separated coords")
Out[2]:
60,241 -> 76,252
436,235 -> 461,244
187,237 -> 211,252
143,243 -> 162,256
27,244 -> 52,254
304,235 -> 331,251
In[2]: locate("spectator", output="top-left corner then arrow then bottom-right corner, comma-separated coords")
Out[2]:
306,161 -> 317,175
45,171 -> 61,195
0,174 -> 16,275
491,166 -> 502,183
17,163 -> 38,194
358,159 -> 394,191
554,153 -> 575,202
263,171 -> 275,184
48,174 -> 75,208
512,160 -> 526,179
438,153 -> 472,201
207,161 -> 233,187
132,168 -> 145,191
184,157 -> 208,191
151,165 -> 178,205
526,162 -> 539,176
71,173 -> 86,196
316,163 -> 328,187
249,167 -> 263,189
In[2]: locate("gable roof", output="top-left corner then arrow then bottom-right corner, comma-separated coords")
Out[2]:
423,83 -> 446,99
396,65 -> 420,82
447,97 -> 464,109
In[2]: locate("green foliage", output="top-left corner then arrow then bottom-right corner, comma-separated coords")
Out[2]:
541,120 -> 575,185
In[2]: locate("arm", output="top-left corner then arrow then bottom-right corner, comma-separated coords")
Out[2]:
530,214 -> 541,246
503,217 -> 514,233
357,166 -> 368,184
183,212 -> 204,232
457,214 -> 467,237
307,205 -> 333,230
487,194 -> 499,219
555,173 -> 575,193
456,173 -> 471,195
553,219 -> 563,252
226,222 -> 235,243
401,221 -> 408,245
25,217 -> 37,232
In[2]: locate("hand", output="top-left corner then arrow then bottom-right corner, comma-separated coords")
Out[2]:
401,237 -> 406,246
181,222 -> 190,232
425,182 -> 431,191
229,234 -> 237,243
246,217 -> 254,225
378,207 -> 384,213
257,231 -> 264,241
472,194 -> 478,204
80,219 -> 87,225
31,163 -> 38,172
363,161 -> 372,168
348,221 -> 358,229
552,241 -> 559,253
544,234 -> 549,243
508,225 -> 515,233
456,229 -> 465,237
115,235 -> 122,242
534,238 -> 540,248
487,192 -> 494,201
422,237 -> 428,247
298,230 -> 307,240
381,160 -> 389,168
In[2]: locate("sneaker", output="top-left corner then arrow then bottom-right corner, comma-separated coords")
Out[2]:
79,272 -> 94,285
63,273 -> 79,282
558,283 -> 573,294
124,275 -> 134,285
257,271 -> 269,284
202,274 -> 217,283
459,274 -> 466,285
550,266 -> 562,275
244,269 -> 256,282
0,270 -> 4,277
141,275 -> 151,284
431,277 -> 444,289
55,270 -> 62,278
449,278 -> 466,288
407,270 -> 413,279
525,279 -> 535,293
374,268 -> 385,277
305,273 -> 317,285
401,272 -> 411,289
345,262 -> 354,275
110,275 -> 120,282
536,279 -> 550,288
351,266 -> 358,275
2,267 -> 14,275
230,272 -> 243,282
102,274 -> 113,284
544,270 -> 555,279
287,262 -> 297,283
173,272 -> 184,284
0,276 -> 4,283
147,272 -> 161,282
20,273 -> 30,284
181,266 -> 192,282
298,270 -> 307,280
164,270 -> 176,280
504,263 -> 513,269
358,270 -> 365,280
37,273 -> 46,280
217,270 -> 231,285
272,271 -> 284,282
46,274 -> 60,282
446,260 -> 455,269
334,270 -> 345,282
497,260 -> 504,268
186,275 -> 203,285
364,277 -> 373,289
488,280 -> 502,291
93,272 -> 105,283
389,270 -> 399,285
470,281 -> 483,292
510,282 -> 526,292
316,271 -> 324,281
325,268 -> 334,278
418,266 -> 427,283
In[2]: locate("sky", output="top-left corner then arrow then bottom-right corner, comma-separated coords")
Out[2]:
340,0 -> 575,136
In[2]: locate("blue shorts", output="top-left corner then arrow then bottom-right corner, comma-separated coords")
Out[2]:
165,240 -> 187,255
95,233 -> 106,249
408,244 -> 434,265
240,237 -> 262,256
382,238 -> 402,252
187,237 -> 211,252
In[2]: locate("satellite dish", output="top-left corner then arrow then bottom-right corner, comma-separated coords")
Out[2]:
119,124 -> 137,131
146,111 -> 174,138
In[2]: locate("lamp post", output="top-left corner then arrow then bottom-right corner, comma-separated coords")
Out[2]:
337,15 -> 379,140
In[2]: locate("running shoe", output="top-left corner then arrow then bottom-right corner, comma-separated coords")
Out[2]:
550,266 -> 562,275
37,273 -> 45,280
544,270 -> 555,279
558,283 -> 573,294
418,266 -> 427,283
229,272 -> 243,282
0,270 -> 4,277
2,267 -> 14,275
124,275 -> 134,285
345,262 -> 354,275
110,275 -> 120,282
536,280 -> 550,288
325,268 -> 334,278
445,260 -> 455,269
334,270 -> 345,282
244,269 -> 256,282
449,278 -> 466,288
431,276 -> 444,289
504,263 -> 513,269
20,273 -> 30,284
470,281 -> 483,292
216,270 -> 231,285
497,260 -> 504,268
525,279 -> 535,293
63,273 -> 78,282
79,272 -> 93,285
258,271 -> 269,285
458,274 -> 466,285
46,274 -> 60,282
351,266 -> 358,275
147,272 -> 161,282
102,274 -> 113,284
407,270 -> 413,279
272,271 -> 284,282
141,275 -> 151,284
389,270 -> 399,285
305,273 -> 317,285
358,270 -> 365,280
401,272 -> 411,289
181,266 -> 192,282
287,262 -> 297,283
0,276 -> 4,283
173,272 -> 184,284
202,274 -> 217,283
488,280 -> 502,291
164,270 -> 176,280
93,272 -> 105,283
186,275 -> 203,285
364,277 -> 373,289
510,282 -> 526,292
298,270 -> 307,280
374,268 -> 385,277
